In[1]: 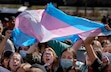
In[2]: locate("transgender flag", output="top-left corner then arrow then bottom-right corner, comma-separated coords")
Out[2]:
12,3 -> 111,46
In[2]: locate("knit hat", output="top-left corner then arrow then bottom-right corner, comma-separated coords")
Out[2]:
3,51 -> 13,58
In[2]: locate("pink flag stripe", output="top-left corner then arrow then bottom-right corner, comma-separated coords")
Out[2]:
15,10 -> 84,42
15,10 -> 44,41
79,29 -> 102,40
41,12 -> 84,36
15,10 -> 62,42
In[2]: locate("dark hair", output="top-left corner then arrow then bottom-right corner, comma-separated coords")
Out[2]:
1,51 -> 13,67
107,16 -> 111,28
62,39 -> 73,45
101,15 -> 107,24
1,17 -> 9,23
0,35 -> 4,41
30,64 -> 47,72
9,16 -> 15,20
101,39 -> 111,47
61,48 -> 76,59
96,50 -> 102,61
4,51 -> 13,57
38,42 -> 48,50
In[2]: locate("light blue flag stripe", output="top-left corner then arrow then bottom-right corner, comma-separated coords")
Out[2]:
12,28 -> 37,46
45,3 -> 105,31
55,34 -> 80,44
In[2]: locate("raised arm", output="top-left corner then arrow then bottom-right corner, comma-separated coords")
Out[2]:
26,42 -> 38,54
83,37 -> 98,63
0,30 -> 12,55
71,39 -> 83,51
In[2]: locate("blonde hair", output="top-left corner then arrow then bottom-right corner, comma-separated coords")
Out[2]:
42,47 -> 58,71
26,68 -> 43,72
91,40 -> 103,51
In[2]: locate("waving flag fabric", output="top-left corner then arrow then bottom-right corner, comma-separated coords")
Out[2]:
12,3 -> 111,46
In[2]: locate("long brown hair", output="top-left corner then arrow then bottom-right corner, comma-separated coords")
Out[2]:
41,47 -> 58,71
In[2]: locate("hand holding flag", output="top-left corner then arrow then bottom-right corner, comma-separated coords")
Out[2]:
12,3 -> 111,47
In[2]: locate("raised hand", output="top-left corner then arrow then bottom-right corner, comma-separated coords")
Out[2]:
105,24 -> 111,30
5,30 -> 12,39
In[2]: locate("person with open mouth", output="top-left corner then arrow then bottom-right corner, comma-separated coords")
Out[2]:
41,47 -> 58,72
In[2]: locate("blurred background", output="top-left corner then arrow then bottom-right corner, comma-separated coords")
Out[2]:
0,0 -> 111,21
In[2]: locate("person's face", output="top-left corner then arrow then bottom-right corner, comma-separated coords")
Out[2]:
60,50 -> 75,69
43,50 -> 54,65
2,22 -> 9,27
103,48 -> 108,53
102,56 -> 110,64
9,19 -> 15,30
10,19 -> 15,25
17,67 -> 25,72
107,47 -> 111,53
61,50 -> 73,61
9,54 -> 22,72
102,46 -> 111,53
2,58 -> 9,68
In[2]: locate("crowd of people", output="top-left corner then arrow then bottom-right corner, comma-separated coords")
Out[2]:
0,13 -> 111,72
